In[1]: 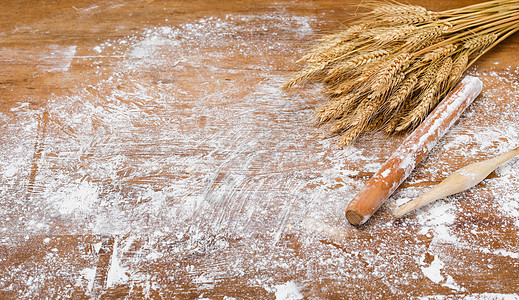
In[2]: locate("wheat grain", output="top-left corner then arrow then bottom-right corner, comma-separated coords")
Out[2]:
371,53 -> 411,94
326,65 -> 379,94
396,57 -> 452,130
403,26 -> 444,50
329,116 -> 351,134
448,53 -> 469,85
386,92 -> 418,133
299,26 -> 366,64
305,42 -> 357,65
387,72 -> 419,110
283,62 -> 326,89
351,96 -> 383,126
435,57 -> 453,85
337,95 -> 386,145
324,50 -> 389,82
463,33 -> 498,51
338,125 -> 365,147
369,4 -> 429,17
284,0 -> 519,146
367,3 -> 439,25
422,44 -> 458,62
417,59 -> 442,89
328,94 -> 382,138
397,82 -> 441,131
365,113 -> 387,132
317,93 -> 359,123
372,25 -> 418,42
384,115 -> 401,134
396,57 -> 452,131
383,13 -> 438,25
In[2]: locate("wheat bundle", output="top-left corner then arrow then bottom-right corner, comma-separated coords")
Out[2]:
284,0 -> 519,146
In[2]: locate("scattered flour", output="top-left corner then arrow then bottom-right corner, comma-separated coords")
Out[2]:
106,238 -> 130,288
421,255 -> 444,284
40,45 -> 77,73
53,181 -> 100,215
463,294 -> 519,300
420,255 -> 463,291
2,4 -> 519,299
274,281 -> 304,300
80,267 -> 96,294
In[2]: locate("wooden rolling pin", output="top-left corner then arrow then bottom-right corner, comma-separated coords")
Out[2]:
345,76 -> 483,226
393,145 -> 519,218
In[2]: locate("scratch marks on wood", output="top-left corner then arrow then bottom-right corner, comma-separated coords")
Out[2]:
0,45 -> 77,73
25,111 -> 49,200
6,5 -> 519,298
105,236 -> 130,289
91,236 -> 114,297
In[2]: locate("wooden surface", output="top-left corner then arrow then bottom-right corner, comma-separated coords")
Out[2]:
1,0 -> 518,298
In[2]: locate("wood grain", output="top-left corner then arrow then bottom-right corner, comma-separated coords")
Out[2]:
1,0 -> 519,298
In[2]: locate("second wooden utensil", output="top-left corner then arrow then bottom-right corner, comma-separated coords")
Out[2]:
393,145 -> 519,218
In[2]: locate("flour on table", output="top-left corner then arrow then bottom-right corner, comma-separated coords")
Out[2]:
2,5 -> 519,299
274,281 -> 304,300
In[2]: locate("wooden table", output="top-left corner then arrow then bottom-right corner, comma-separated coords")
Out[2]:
1,0 -> 518,298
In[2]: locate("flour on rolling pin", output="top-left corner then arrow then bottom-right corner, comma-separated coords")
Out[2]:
345,76 -> 483,226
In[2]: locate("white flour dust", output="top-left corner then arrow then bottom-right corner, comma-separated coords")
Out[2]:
2,5 -> 519,299
274,281 -> 304,300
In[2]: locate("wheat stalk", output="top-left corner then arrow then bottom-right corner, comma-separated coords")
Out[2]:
284,0 -> 519,146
